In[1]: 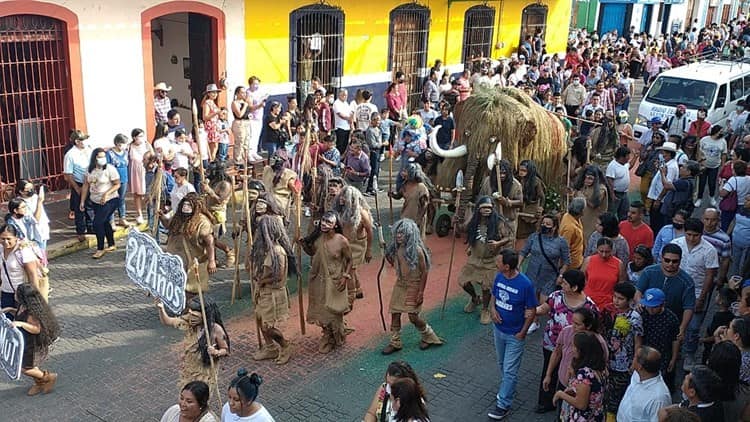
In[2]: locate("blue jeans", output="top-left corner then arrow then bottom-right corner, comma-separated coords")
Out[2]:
493,328 -> 526,410
113,182 -> 127,220
92,198 -> 118,250
2,291 -> 17,320
730,243 -> 749,277
366,149 -> 382,191
70,183 -> 93,235
217,143 -> 229,162
262,142 -> 277,156
684,309 -> 705,356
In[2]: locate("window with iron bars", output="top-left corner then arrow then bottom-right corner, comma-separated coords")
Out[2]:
463,5 -> 496,75
0,14 -> 73,191
289,4 -> 345,103
519,4 -> 548,60
388,3 -> 431,113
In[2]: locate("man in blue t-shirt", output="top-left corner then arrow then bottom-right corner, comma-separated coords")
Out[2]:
488,249 -> 538,420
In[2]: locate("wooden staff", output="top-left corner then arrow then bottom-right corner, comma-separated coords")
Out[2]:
151,168 -> 163,239
191,258 -> 223,413
295,126 -> 312,336
441,170 -> 465,319
230,175 -> 241,303
388,143 -> 395,226
192,99 -> 206,182
566,149 -> 573,210
241,169 -> 262,348
550,110 -> 603,126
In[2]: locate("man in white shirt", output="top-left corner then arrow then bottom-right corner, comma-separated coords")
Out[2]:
670,218 -> 719,371
354,90 -> 378,132
617,346 -> 672,422
332,88 -> 353,154
63,130 -> 93,241
648,141 -> 680,233
170,167 -> 196,212
606,146 -> 631,220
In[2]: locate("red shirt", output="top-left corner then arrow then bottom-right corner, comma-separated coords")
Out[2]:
619,221 -> 654,257
687,119 -> 711,138
584,254 -> 623,310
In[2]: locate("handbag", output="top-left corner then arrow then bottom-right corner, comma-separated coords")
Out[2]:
719,180 -> 738,213
538,233 -> 560,273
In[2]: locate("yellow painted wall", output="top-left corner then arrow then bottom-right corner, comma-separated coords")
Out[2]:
244,0 -> 571,84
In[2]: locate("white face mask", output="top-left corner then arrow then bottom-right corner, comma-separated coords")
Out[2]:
96,157 -> 107,166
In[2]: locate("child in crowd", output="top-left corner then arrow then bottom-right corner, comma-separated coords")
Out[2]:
640,288 -> 680,392
601,282 -> 643,421
379,108 -> 400,160
700,286 -> 738,364
217,107 -> 230,162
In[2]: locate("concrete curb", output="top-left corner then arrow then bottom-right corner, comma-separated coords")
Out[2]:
46,223 -> 149,261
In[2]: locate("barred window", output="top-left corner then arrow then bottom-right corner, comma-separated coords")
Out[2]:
388,3 -> 431,113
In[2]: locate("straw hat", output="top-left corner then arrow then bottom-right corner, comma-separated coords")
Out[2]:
153,82 -> 172,92
204,83 -> 221,94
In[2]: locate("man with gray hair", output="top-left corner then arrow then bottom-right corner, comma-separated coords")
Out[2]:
333,88 -> 353,154
617,346 -> 672,421
559,197 -> 585,270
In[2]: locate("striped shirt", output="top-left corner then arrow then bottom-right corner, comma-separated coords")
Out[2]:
702,229 -> 731,259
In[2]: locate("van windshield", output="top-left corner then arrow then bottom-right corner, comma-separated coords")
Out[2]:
645,76 -> 717,109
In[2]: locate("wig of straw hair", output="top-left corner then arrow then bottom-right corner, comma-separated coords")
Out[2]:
252,214 -> 298,278
403,163 -> 436,193
435,85 -> 566,193
385,219 -> 431,271
333,185 -> 370,229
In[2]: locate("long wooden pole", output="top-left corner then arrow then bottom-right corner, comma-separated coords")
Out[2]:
151,168 -> 163,239
388,143 -> 395,226
192,258 -> 223,412
241,170 -> 261,348
230,175 -> 241,303
441,186 -> 463,319
295,125 -> 312,336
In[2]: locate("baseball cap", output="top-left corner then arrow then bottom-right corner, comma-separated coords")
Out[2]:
641,288 -> 666,307
649,116 -> 663,125
69,129 -> 90,143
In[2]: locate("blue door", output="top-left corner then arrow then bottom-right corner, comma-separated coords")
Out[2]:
641,4 -> 653,33
600,4 -> 627,36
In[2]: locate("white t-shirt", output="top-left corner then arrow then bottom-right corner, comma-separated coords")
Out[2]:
198,130 -> 210,160
63,146 -> 92,184
86,166 -> 120,204
1,245 -> 36,293
154,137 -> 175,161
172,142 -> 194,170
355,102 -> 378,131
647,159 -> 679,200
170,182 -> 196,208
606,159 -> 631,192
699,136 -> 727,169
221,402 -> 275,422
333,99 -> 352,130
670,237 -> 719,297
417,108 -> 439,125
723,175 -> 750,205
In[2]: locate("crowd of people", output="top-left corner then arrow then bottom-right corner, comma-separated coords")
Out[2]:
5,17 -> 750,422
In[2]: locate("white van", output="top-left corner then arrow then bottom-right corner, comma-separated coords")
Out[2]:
633,60 -> 750,140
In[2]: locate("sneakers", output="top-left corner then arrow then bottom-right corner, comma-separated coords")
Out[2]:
694,199 -> 702,208
136,215 -> 145,225
527,321 -> 540,335
488,406 -> 510,420
480,309 -> 491,325
683,353 -> 696,372
709,197 -> 718,207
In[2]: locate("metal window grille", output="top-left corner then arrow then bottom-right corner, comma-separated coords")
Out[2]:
290,4 -> 345,102
462,5 -> 496,74
0,15 -> 73,191
388,3 -> 430,113
519,5 -> 548,52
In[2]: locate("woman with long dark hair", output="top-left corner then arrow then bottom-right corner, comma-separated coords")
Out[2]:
160,381 -> 217,422
202,84 -> 222,162
80,148 -> 120,258
584,212 -> 630,264
364,361 -> 427,422
1,284 -> 60,395
0,224 -> 43,310
572,165 -> 610,240
156,295 -> 230,399
516,160 -> 546,248
14,179 -> 49,249
554,331 -> 607,421
390,378 -> 430,422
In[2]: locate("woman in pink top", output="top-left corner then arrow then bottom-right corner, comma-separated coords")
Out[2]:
385,82 -> 405,121
582,237 -> 626,310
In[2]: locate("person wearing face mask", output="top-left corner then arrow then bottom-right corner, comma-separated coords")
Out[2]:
157,296 -> 230,402
63,130 -> 93,242
221,369 -> 274,422
364,361 -> 426,422
299,211 -> 353,354
458,197 -> 513,325
80,148 -> 120,259
688,107 -> 712,139
648,141 -> 681,233
107,133 -> 131,227
561,76 -> 586,117
5,195 -> 42,251
128,128 -> 153,225
163,193 -> 217,298
665,104 -> 689,138
653,209 -> 690,263
697,125 -> 727,208
14,180 -> 49,250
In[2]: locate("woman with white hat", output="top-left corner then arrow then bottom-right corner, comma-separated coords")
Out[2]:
201,83 -> 222,162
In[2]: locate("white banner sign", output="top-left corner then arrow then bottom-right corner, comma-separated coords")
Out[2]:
0,313 -> 24,380
125,229 -> 187,314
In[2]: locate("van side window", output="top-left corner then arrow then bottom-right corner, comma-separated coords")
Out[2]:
744,75 -> 750,96
716,83 -> 727,108
731,78 -> 743,101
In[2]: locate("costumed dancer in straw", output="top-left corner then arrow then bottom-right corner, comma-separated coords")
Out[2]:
1,284 -> 60,396
332,185 -> 373,304
156,295 -> 230,398
388,163 -> 432,234
381,218 -> 443,355
571,165 -> 610,242
262,150 -> 298,221
162,193 -> 216,300
310,168 -> 340,222
515,160 -> 546,249
300,211 -> 353,354
458,196 -> 513,325
480,159 -> 523,244
589,115 -> 620,173
202,163 -> 235,268
250,215 -> 297,365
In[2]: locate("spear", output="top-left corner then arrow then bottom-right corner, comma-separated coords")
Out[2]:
372,177 -> 387,332
151,168 -> 163,239
441,170 -> 465,319
241,168 -> 261,348
388,143 -> 395,226
230,175 -> 241,303
192,258 -> 223,412
295,124 -> 313,336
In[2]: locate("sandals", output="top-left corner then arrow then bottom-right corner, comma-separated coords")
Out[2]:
92,250 -> 106,259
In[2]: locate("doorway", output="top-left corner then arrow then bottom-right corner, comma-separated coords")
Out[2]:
388,3 -> 430,113
149,12 -> 216,130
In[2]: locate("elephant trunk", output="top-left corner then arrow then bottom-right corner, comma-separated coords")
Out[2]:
428,125 -> 467,158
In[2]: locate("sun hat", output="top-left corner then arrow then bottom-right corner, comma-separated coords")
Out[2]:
153,82 -> 172,92
657,142 -> 678,153
204,83 -> 221,94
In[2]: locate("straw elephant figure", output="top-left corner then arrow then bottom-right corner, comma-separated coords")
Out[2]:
429,86 -> 567,226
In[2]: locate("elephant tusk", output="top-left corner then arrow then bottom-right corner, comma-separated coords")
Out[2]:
428,125 -> 467,158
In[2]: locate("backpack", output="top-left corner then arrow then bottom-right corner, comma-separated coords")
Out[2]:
666,115 -> 687,134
